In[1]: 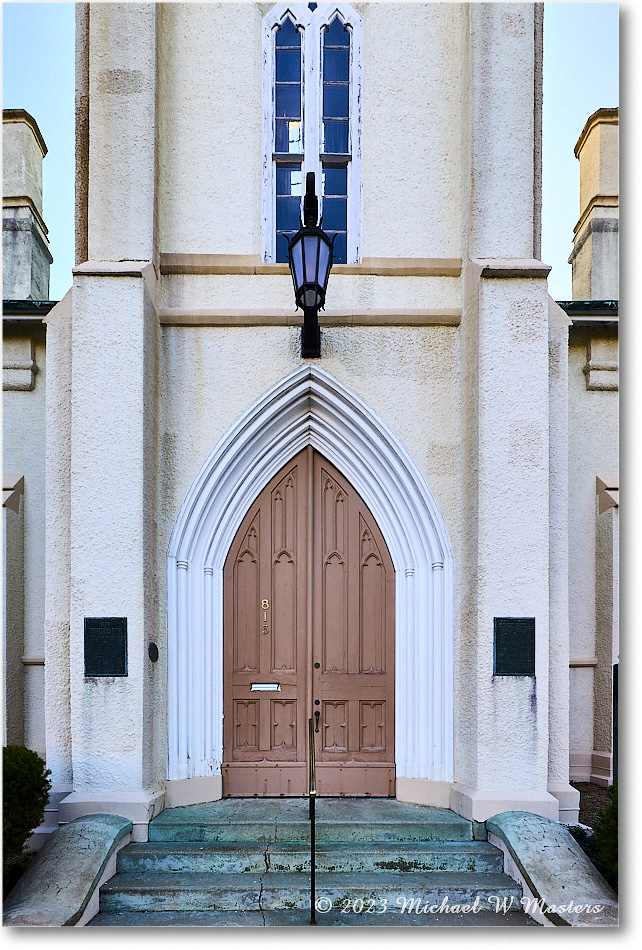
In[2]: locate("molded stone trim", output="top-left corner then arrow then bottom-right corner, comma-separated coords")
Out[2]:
158,307 -> 461,326
167,364 -> 455,786
472,258 -> 552,279
159,253 -> 462,277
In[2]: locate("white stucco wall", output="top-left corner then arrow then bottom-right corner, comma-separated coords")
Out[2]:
55,1 -> 563,818
156,3 -> 473,259
3,329 -> 47,757
567,333 -> 618,757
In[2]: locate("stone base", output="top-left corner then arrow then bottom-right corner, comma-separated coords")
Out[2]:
395,778 -> 452,808
570,750 -> 613,787
547,782 -> 581,824
164,775 -> 223,808
58,787 -> 165,842
449,785 -> 560,822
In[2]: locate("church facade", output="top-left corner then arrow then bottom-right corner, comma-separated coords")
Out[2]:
3,2 -> 617,843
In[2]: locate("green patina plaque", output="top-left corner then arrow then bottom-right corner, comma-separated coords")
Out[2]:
493,617 -> 535,676
84,617 -> 128,676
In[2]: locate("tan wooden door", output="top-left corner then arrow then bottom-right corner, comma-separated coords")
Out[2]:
222,447 -> 395,796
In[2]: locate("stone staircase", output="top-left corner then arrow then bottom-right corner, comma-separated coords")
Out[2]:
89,799 -> 537,926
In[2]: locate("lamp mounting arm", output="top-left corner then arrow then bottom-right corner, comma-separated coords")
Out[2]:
303,171 -> 319,228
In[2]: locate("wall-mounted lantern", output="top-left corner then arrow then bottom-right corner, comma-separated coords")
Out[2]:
287,172 -> 334,358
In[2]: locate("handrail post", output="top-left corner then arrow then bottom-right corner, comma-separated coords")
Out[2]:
308,717 -> 317,925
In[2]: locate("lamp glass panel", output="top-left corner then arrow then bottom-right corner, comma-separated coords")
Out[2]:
303,234 -> 321,285
290,237 -> 304,288
317,240 -> 331,288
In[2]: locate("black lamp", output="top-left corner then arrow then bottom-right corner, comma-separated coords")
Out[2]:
287,172 -> 334,358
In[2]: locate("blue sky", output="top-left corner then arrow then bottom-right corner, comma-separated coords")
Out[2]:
2,1 -> 619,302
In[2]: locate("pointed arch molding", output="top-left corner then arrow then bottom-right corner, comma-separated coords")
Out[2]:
167,365 -> 454,784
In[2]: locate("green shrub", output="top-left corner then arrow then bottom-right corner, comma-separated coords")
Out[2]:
569,783 -> 618,894
593,783 -> 618,892
3,745 -> 51,869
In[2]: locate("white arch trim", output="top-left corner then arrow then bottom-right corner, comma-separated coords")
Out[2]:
167,364 -> 454,785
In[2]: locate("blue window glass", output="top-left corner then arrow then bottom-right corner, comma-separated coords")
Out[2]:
323,166 -> 347,196
276,162 -> 303,263
324,17 -> 350,46
276,48 -> 301,82
322,197 -> 347,231
275,119 -> 302,153
323,119 -> 349,153
323,48 -> 349,82
274,18 -> 302,155
276,83 -> 301,119
322,18 -> 350,156
322,162 -> 348,264
323,84 -> 349,119
276,17 -> 300,46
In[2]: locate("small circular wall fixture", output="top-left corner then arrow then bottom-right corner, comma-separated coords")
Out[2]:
148,643 -> 159,662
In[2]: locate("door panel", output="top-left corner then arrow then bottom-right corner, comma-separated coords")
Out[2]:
222,448 -> 394,796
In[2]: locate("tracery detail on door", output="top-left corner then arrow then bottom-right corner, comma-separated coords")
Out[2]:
223,447 -> 395,796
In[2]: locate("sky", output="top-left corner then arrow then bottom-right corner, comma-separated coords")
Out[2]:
2,1 -> 620,302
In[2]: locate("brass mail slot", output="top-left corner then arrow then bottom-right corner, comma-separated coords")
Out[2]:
250,683 -> 281,691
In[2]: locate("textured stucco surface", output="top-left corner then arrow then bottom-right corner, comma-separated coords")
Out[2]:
69,273 -> 159,791
157,321 -> 461,580
467,4 -> 537,258
88,3 -> 157,261
4,503 -> 25,745
594,508 -> 617,753
3,329 -> 47,757
159,273 -> 460,314
567,334 -> 618,755
157,3 -> 263,255
546,307 -> 572,787
458,269 -> 551,794
360,3 -> 465,257
44,299 -> 74,787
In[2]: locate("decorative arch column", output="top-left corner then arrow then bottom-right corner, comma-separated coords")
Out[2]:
166,365 -> 454,804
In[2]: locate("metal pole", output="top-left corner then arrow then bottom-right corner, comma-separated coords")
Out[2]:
301,306 -> 321,358
310,793 -> 316,924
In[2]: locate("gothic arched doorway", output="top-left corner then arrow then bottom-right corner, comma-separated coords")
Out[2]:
222,447 -> 395,796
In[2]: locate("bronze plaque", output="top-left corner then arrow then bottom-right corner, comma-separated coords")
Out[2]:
493,617 -> 535,676
84,617 -> 127,676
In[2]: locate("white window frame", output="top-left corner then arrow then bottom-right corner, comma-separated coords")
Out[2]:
262,2 -> 362,263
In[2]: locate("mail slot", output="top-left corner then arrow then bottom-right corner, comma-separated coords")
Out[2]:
250,683 -> 281,691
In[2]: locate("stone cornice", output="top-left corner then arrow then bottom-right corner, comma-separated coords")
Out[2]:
471,258 -> 551,279
3,196 -> 49,238
573,194 -> 618,237
574,107 -> 618,158
2,108 -> 48,156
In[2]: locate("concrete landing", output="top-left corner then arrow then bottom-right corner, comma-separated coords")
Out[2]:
149,798 -> 473,842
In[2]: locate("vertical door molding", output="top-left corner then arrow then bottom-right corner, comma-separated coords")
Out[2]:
167,364 -> 454,785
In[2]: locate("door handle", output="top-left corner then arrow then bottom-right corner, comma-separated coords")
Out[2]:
314,710 -> 320,733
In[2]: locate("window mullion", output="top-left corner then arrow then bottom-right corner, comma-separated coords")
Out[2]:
303,16 -> 321,200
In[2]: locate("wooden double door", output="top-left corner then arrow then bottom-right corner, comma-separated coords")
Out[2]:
222,448 -> 395,796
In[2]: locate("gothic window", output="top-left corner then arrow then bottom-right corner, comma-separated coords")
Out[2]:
263,3 -> 362,265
